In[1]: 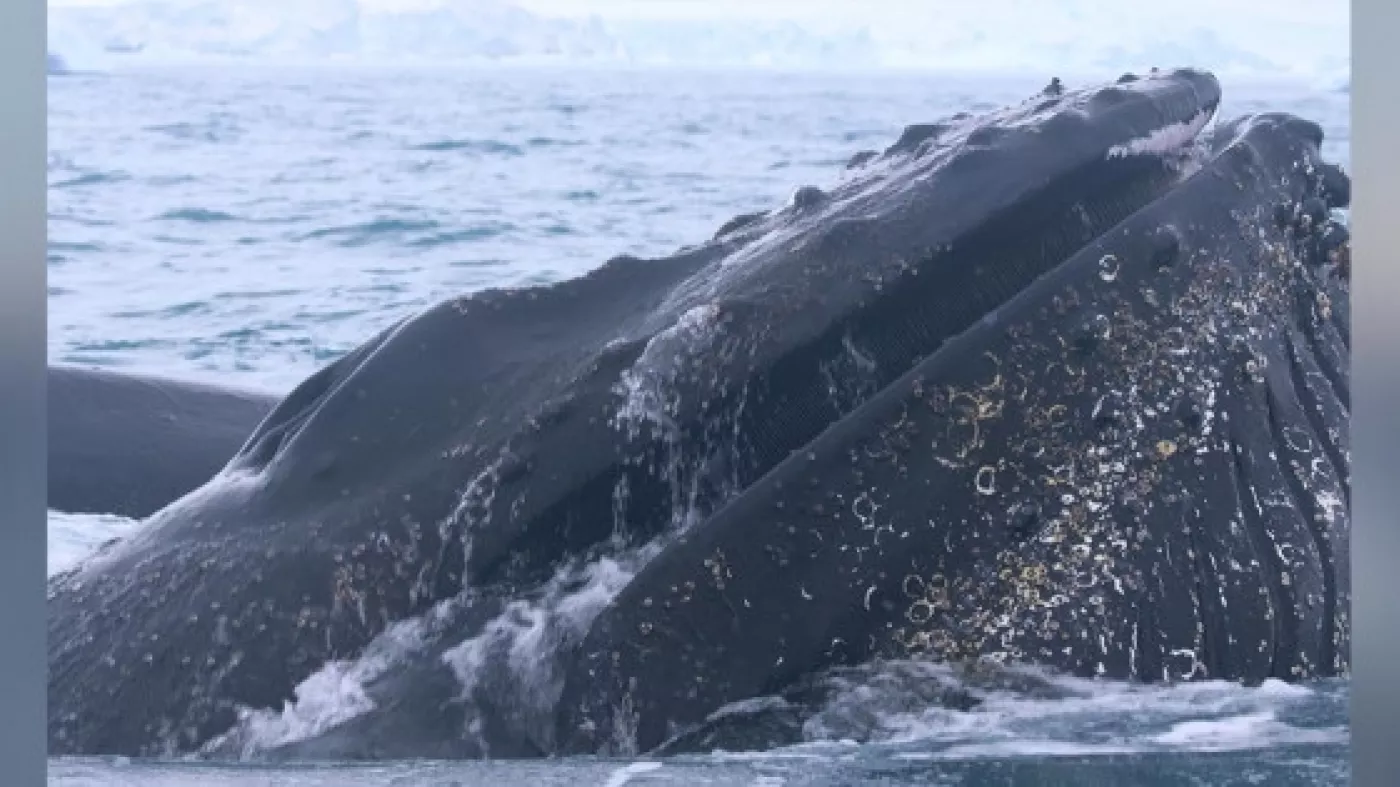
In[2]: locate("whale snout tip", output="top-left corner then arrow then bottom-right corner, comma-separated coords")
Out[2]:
1163,65 -> 1216,84
1286,116 -> 1326,147
1166,67 -> 1222,109
1250,112 -> 1326,148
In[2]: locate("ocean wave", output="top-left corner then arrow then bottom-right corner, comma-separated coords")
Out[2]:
408,139 -> 524,156
296,218 -> 442,246
405,223 -> 516,247
526,136 -> 584,148
48,241 -> 107,253
66,338 -> 175,354
210,288 -> 307,301
145,119 -> 245,144
155,207 -> 240,223
51,170 -> 132,189
110,301 -> 212,320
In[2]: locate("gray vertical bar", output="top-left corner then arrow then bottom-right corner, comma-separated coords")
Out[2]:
1351,0 -> 1400,784
0,0 -> 49,781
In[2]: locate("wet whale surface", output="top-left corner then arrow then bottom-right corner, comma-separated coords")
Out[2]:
47,67 -> 1349,761
557,111 -> 1351,755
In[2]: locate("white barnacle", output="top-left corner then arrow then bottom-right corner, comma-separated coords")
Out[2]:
975,466 -> 998,495
1098,253 -> 1121,282
1281,426 -> 1315,454
851,491 -> 878,523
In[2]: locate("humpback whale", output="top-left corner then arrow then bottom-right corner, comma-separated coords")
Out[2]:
46,67 -> 1349,760
556,111 -> 1352,754
48,365 -> 277,519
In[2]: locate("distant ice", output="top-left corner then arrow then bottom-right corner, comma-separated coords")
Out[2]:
47,0 -> 1349,85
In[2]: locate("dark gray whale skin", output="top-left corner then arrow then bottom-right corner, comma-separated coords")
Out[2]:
247,105 -> 1352,763
47,365 -> 277,519
49,68 -> 1236,758
555,112 -> 1352,756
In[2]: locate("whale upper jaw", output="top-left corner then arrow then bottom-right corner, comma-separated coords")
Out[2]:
720,68 -> 1224,257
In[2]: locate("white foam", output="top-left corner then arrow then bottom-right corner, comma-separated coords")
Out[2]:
1108,107 -> 1216,159
1151,711 -> 1346,750
205,537 -> 651,757
47,510 -> 142,577
901,740 -> 1139,759
228,662 -> 378,749
697,661 -> 1347,761
439,546 -> 659,752
214,611 -> 435,755
602,760 -> 663,787
614,303 -> 723,432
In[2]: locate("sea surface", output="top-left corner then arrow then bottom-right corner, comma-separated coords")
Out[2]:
47,64 -> 1351,786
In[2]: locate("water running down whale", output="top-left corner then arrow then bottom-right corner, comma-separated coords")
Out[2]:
47,67 -> 1350,760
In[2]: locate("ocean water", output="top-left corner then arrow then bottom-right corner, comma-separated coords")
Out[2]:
47,65 -> 1351,785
